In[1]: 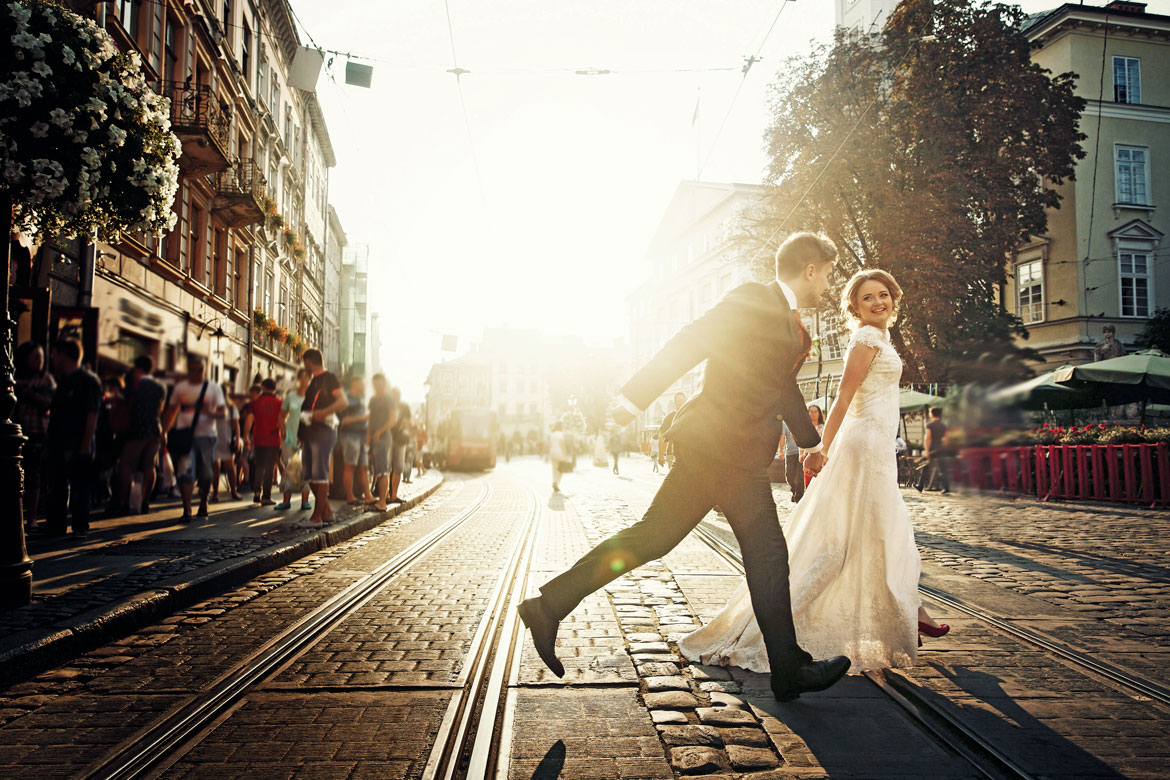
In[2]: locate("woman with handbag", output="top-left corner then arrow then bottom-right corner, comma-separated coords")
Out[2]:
162,355 -> 224,523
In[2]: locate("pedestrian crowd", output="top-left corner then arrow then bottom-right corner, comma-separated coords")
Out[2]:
13,338 -> 426,540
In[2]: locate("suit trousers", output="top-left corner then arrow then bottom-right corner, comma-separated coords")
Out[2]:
539,450 -> 813,676
784,454 -> 804,503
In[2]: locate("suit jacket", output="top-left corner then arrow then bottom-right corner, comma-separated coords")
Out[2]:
622,281 -> 820,471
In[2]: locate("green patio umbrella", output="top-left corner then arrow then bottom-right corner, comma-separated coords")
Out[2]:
898,388 -> 946,414
1053,349 -> 1170,406
986,366 -> 1105,410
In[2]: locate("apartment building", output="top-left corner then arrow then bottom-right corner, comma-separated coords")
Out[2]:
1007,2 -> 1169,367
31,0 -> 341,391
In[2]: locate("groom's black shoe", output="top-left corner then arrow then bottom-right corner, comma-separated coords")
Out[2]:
771,655 -> 851,702
519,597 -> 564,678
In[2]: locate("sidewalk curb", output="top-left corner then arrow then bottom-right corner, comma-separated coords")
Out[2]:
0,475 -> 445,689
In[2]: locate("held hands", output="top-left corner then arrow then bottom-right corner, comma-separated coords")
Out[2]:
800,450 -> 827,475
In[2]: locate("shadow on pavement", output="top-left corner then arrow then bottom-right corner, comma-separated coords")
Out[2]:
916,531 -> 1099,584
527,739 -> 566,780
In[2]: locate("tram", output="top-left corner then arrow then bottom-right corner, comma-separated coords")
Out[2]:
434,408 -> 498,471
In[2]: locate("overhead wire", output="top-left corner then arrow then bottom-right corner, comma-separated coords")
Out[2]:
442,0 -> 486,205
697,0 -> 792,179
125,0 -> 742,79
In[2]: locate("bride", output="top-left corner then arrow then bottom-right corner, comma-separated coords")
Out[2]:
680,269 -> 949,674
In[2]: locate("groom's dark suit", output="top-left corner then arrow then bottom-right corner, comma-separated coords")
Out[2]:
539,281 -> 821,678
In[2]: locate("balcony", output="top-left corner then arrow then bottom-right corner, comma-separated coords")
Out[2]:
212,159 -> 266,228
166,82 -> 231,178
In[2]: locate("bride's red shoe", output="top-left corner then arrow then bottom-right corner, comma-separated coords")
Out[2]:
918,621 -> 950,638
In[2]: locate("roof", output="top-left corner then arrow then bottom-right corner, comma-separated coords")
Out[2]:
645,180 -> 765,259
1022,2 -> 1170,42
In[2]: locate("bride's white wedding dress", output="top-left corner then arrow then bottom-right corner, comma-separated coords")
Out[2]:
679,324 -> 920,673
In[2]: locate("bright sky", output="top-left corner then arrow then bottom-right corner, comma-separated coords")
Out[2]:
294,0 -> 1170,401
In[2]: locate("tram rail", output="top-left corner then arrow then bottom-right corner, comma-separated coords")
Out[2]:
80,478 -> 543,780
691,522 -> 1036,780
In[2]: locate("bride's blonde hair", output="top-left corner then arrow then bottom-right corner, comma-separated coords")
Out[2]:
841,269 -> 903,327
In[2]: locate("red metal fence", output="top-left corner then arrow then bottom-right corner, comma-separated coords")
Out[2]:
955,444 -> 1169,507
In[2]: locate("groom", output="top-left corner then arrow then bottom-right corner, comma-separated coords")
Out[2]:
520,232 -> 850,701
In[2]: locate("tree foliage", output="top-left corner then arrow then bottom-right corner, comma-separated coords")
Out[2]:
1135,308 -> 1170,353
742,0 -> 1085,382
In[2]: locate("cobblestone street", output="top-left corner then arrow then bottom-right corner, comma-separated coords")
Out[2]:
0,457 -> 1167,779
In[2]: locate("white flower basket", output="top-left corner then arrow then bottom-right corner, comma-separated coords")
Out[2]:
1,0 -> 181,238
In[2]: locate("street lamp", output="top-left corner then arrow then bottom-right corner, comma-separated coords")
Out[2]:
1,193 -> 33,608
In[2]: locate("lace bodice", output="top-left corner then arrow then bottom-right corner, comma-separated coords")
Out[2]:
840,325 -> 902,442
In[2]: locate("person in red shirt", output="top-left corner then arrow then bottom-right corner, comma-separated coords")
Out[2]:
250,378 -> 284,505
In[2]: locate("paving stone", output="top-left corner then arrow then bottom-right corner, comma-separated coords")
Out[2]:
638,662 -> 680,677
645,675 -> 691,692
629,642 -> 671,654
689,665 -> 733,681
650,710 -> 689,725
719,727 -> 770,747
698,680 -> 742,693
626,633 -> 663,643
707,692 -> 747,709
669,746 -> 732,775
696,707 -> 757,727
726,745 -> 781,771
644,691 -> 701,710
657,725 -> 724,748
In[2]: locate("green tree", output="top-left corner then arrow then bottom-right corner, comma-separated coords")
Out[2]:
742,0 -> 1085,382
1135,308 -> 1170,353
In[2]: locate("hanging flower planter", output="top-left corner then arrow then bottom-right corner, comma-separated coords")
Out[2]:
252,307 -> 268,330
1,0 -> 181,238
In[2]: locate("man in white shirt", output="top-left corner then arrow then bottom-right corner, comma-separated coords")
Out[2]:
163,355 -> 224,523
520,232 -> 848,704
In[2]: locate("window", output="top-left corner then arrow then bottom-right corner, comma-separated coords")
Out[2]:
213,228 -> 227,298
1115,146 -> 1150,205
188,200 -> 207,284
818,312 -> 843,360
241,21 -> 252,84
1016,259 -> 1044,324
1113,57 -> 1141,104
1119,251 -> 1151,318
116,0 -> 138,36
263,267 -> 273,313
498,404 -> 507,418
164,15 -> 179,82
529,403 -> 538,415
235,248 -> 247,309
278,283 -> 288,328
221,0 -> 232,46
258,57 -> 268,105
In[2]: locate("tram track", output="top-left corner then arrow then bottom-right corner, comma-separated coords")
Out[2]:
691,522 -> 1036,780
422,483 -> 541,780
78,477 -> 546,780
577,465 -> 1170,777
